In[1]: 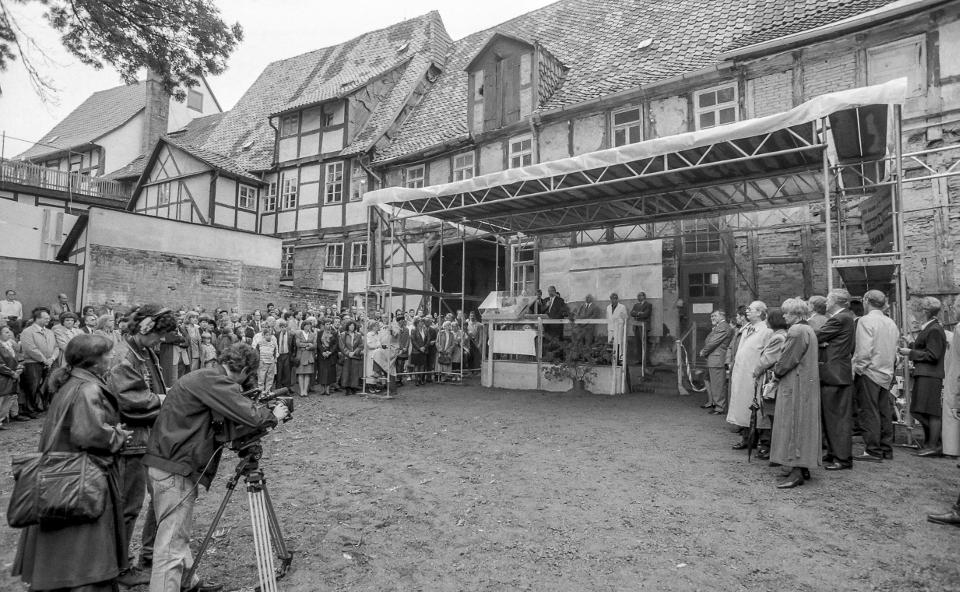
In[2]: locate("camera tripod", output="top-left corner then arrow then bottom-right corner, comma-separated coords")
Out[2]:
186,440 -> 293,592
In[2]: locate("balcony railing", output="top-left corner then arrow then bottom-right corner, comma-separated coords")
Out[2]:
0,158 -> 131,201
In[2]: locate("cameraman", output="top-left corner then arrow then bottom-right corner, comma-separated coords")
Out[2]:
144,343 -> 288,592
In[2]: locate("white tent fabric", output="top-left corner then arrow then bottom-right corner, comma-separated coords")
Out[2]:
364,78 -> 907,207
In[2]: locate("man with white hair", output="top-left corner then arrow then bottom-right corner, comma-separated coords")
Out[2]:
606,293 -> 629,361
852,290 -> 900,462
816,288 -> 857,471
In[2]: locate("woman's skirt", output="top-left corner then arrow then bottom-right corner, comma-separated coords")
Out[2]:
910,376 -> 943,416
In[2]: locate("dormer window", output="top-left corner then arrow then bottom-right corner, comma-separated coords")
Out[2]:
280,114 -> 299,137
465,32 -> 537,134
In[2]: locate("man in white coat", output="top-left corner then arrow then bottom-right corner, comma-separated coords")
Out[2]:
606,293 -> 629,362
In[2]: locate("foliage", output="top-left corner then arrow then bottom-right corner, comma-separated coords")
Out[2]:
0,0 -> 242,100
541,321 -> 610,387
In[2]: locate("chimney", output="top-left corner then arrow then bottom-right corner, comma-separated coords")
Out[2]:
141,69 -> 170,156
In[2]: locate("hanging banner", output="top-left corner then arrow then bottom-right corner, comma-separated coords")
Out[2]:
859,186 -> 894,253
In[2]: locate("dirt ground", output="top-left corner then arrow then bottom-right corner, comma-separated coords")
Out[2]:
3,378 -> 960,592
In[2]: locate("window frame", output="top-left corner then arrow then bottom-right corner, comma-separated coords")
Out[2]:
187,89 -> 204,112
280,113 -> 300,138
681,218 -> 723,254
453,152 -> 475,181
694,84 -> 739,131
281,174 -> 298,210
325,243 -> 345,269
157,182 -> 171,206
611,105 -> 643,147
324,161 -> 344,204
351,242 -> 368,268
280,245 -> 295,279
263,182 -> 277,212
238,185 -> 257,211
405,164 -> 426,189
508,134 -> 533,169
350,160 -> 366,202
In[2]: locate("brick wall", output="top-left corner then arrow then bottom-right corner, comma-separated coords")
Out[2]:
749,70 -> 793,118
803,53 -> 857,100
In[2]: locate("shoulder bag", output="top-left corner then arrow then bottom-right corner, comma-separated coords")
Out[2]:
7,391 -> 110,528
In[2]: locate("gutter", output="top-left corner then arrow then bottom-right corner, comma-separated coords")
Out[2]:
718,0 -> 951,60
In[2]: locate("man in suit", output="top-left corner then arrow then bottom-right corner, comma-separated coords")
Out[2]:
49,293 -> 74,316
807,295 -> 829,332
700,309 -> 734,414
275,318 -> 297,390
630,292 -> 653,366
543,286 -> 566,346
816,288 -> 858,470
574,294 -> 604,320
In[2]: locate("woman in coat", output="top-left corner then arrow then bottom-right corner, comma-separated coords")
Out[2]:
900,296 -> 947,456
365,320 -> 384,393
0,325 -> 23,429
771,298 -> 821,489
339,320 -> 364,396
53,312 -> 84,367
753,309 -> 789,460
316,320 -> 340,396
436,321 -> 456,382
93,314 -> 122,347
12,334 -> 132,591
295,319 -> 317,397
409,317 -> 429,386
727,301 -> 773,448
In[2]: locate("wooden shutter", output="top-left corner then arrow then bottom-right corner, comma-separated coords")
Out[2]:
502,54 -> 521,125
483,66 -> 501,131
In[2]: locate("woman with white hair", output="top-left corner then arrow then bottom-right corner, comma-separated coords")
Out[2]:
436,321 -> 455,381
365,320 -> 384,393
771,298 -> 821,488
900,296 -> 947,456
727,300 -> 773,448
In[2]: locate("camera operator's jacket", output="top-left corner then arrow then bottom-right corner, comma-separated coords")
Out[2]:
143,366 -> 277,488
108,337 -> 165,455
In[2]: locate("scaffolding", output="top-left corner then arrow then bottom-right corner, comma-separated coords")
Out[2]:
360,79 -> 959,401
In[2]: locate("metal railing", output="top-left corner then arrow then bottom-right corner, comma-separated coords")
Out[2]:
0,158 -> 131,201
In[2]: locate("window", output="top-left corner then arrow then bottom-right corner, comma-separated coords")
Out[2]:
157,183 -> 171,206
323,102 -> 344,127
69,154 -> 82,173
453,152 -> 475,181
281,175 -> 298,209
280,114 -> 299,137
351,242 -> 368,268
263,182 -> 277,212
187,89 -> 204,112
867,36 -> 926,98
350,160 -> 366,201
682,218 -> 722,254
238,185 -> 256,210
325,243 -> 344,268
695,85 -> 738,130
281,246 -> 295,279
509,135 -> 533,168
511,239 -> 537,296
688,272 -> 720,298
405,164 -> 425,189
612,107 -> 642,147
325,161 -> 344,203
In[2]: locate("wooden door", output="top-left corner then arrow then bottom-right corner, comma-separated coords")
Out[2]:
683,266 -> 726,359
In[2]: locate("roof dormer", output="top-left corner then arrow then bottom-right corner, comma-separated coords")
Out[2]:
465,32 -> 539,135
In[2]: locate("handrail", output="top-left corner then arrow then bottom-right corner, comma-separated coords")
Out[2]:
0,158 -> 131,201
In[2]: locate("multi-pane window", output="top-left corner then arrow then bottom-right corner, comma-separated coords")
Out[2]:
350,160 -> 366,201
157,183 -> 171,206
682,218 -> 722,254
263,182 -> 277,212
325,161 -> 344,204
187,89 -> 204,112
695,85 -> 738,130
688,272 -> 720,298
281,246 -> 295,279
612,107 -> 642,147
512,239 -> 537,296
453,152 -> 475,181
238,185 -> 256,210
325,243 -> 344,268
351,242 -> 368,268
280,114 -> 299,137
509,135 -> 533,168
281,175 -> 298,210
323,102 -> 344,127
405,164 -> 425,188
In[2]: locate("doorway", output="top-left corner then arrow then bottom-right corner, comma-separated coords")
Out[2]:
682,265 -> 727,357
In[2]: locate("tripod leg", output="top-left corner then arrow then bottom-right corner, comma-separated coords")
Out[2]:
261,483 -> 294,577
184,480 -> 239,586
249,489 -> 278,592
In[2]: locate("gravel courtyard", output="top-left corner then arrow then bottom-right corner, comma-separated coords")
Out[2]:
2,380 -> 959,591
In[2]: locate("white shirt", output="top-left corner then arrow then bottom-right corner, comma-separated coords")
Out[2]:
606,303 -> 629,340
0,299 -> 22,319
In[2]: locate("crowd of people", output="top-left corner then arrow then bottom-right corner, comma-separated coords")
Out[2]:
697,288 -> 957,496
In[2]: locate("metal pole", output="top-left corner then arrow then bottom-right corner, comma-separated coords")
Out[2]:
822,117 -> 834,292
893,104 -> 915,446
362,208 -> 373,396
495,236 -> 500,292
461,220 -> 466,384
387,214 -> 396,398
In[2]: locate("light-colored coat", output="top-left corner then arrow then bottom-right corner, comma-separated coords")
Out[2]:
726,321 -> 772,427
771,322 -> 822,469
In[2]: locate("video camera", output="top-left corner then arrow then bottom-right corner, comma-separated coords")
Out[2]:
213,387 -> 295,453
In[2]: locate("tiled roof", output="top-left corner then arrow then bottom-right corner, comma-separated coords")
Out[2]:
16,82 -> 146,161
100,154 -> 146,181
202,11 -> 449,172
724,0 -> 899,51
375,0 -> 901,163
164,137 -> 262,184
167,112 -> 226,146
341,58 -> 427,156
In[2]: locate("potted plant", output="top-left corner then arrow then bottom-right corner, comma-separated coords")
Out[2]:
541,321 -> 610,393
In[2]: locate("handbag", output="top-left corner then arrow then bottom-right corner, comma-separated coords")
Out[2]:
7,394 -> 110,528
